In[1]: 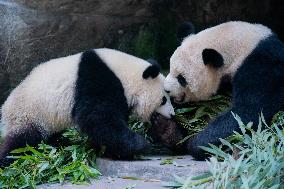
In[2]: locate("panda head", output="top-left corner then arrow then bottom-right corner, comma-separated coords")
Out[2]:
133,60 -> 175,122
165,21 -> 272,103
165,22 -> 225,103
94,48 -> 175,122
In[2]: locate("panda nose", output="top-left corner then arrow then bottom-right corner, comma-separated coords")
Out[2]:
165,90 -> 170,93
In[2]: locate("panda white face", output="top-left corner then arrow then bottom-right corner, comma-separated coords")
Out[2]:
134,73 -> 175,122
165,45 -> 221,103
155,94 -> 175,118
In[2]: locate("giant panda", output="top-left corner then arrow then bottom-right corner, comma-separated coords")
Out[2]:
0,48 -> 175,166
161,21 -> 284,160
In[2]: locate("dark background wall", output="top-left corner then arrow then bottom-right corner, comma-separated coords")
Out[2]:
0,0 -> 284,104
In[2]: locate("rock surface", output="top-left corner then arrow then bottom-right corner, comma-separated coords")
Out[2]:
1,0 -> 284,104
0,0 -> 158,103
39,155 -> 208,189
40,177 -> 165,189
96,155 -> 208,181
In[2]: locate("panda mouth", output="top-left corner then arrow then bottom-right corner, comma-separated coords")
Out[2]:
174,93 -> 186,104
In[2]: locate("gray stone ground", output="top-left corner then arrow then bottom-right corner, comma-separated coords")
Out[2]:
40,177 -> 165,189
39,155 -> 208,189
97,155 -> 208,181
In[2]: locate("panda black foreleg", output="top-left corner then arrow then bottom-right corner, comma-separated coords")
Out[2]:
186,109 -> 242,160
46,131 -> 73,147
75,113 -> 149,159
0,124 -> 44,168
187,98 -> 278,161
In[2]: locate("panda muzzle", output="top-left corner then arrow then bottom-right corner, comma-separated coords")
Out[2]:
174,93 -> 186,104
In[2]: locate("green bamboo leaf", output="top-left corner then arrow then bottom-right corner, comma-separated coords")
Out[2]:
190,172 -> 212,180
175,107 -> 196,114
26,146 -> 45,157
10,147 -> 30,154
194,107 -> 206,119
38,162 -> 50,173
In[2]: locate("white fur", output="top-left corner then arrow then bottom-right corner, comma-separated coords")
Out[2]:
95,48 -> 174,121
1,54 -> 80,137
165,21 -> 272,102
1,48 -> 174,137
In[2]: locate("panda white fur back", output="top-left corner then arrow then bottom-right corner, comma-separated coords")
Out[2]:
0,48 -> 174,166
163,21 -> 284,160
1,54 -> 80,137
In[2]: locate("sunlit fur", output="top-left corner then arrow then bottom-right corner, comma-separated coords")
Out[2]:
165,21 -> 272,102
1,54 -> 79,138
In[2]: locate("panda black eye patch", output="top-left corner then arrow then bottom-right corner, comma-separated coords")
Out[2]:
177,74 -> 187,87
161,96 -> 167,105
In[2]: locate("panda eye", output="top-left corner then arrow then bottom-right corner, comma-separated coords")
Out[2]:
161,96 -> 167,105
177,74 -> 187,87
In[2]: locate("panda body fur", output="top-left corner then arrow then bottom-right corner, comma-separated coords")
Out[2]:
0,48 -> 174,166
165,21 -> 284,160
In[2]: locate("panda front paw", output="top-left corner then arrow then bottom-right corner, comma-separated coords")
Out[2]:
102,133 -> 150,160
150,113 -> 187,154
186,138 -> 210,161
0,157 -> 14,168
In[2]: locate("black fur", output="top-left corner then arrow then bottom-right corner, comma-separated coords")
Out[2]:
217,74 -> 232,94
177,74 -> 188,87
187,34 -> 284,160
0,124 -> 43,167
161,96 -> 167,105
146,58 -> 158,65
177,22 -> 195,43
202,48 -> 224,68
72,50 -> 148,159
46,132 -> 73,147
142,63 -> 161,79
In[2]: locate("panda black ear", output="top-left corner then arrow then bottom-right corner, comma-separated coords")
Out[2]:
146,58 -> 158,65
143,62 -> 161,79
202,48 -> 224,68
177,22 -> 195,43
